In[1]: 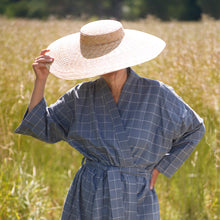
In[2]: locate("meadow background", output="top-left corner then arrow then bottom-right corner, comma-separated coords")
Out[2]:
0,17 -> 220,219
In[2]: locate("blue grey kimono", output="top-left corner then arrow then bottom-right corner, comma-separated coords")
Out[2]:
15,69 -> 205,220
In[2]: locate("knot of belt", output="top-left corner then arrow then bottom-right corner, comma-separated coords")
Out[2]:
83,159 -> 151,219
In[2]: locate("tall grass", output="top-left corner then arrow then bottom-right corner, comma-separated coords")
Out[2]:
0,17 -> 219,219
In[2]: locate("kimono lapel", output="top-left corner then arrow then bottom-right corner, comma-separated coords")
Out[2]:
91,71 -> 150,219
100,74 -> 134,167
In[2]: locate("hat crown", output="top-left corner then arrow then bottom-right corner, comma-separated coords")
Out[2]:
80,20 -> 125,46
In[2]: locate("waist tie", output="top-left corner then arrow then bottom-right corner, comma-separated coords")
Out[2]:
83,159 -> 151,219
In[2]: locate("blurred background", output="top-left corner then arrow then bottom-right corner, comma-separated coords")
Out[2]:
1,0 -> 220,220
0,0 -> 220,21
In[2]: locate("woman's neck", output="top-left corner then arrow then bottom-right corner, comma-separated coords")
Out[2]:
102,68 -> 127,104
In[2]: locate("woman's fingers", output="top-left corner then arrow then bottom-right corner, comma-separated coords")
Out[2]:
32,51 -> 54,80
40,49 -> 50,55
35,57 -> 54,64
31,49 -> 54,81
34,49 -> 54,64
150,168 -> 160,190
32,62 -> 48,68
35,55 -> 54,63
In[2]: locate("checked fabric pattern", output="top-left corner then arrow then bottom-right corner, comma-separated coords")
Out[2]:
15,68 -> 205,219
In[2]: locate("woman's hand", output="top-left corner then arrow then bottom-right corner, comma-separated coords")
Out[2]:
150,168 -> 160,190
32,49 -> 54,81
28,49 -> 54,113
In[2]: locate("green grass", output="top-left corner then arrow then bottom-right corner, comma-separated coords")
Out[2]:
0,17 -> 220,219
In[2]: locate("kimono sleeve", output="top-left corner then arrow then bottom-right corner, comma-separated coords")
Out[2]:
14,90 -> 75,143
155,84 -> 205,178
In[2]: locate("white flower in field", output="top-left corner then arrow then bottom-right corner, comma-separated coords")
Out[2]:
11,182 -> 16,196
33,166 -> 36,177
191,151 -> 198,167
68,169 -> 72,178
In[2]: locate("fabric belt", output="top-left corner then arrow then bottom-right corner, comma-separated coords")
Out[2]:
83,159 -> 151,219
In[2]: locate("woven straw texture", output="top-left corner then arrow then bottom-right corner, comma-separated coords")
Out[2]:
46,20 -> 166,80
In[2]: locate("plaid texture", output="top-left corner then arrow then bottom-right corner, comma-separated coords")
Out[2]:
15,68 -> 205,219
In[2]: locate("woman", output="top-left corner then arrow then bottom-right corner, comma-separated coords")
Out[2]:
15,20 -> 205,219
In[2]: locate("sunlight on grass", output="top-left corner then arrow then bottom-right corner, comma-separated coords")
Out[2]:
0,17 -> 219,219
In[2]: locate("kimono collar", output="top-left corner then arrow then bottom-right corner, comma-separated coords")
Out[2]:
98,67 -> 140,97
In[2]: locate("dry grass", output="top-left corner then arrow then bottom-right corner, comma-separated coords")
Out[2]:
0,17 -> 220,219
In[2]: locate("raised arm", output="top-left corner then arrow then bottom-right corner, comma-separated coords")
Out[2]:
29,49 -> 54,112
15,50 -> 75,143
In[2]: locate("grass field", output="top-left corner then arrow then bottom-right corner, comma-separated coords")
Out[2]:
0,17 -> 220,219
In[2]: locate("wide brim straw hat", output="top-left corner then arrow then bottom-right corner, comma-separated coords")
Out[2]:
46,20 -> 166,80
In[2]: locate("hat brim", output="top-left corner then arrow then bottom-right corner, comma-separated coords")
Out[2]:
46,29 -> 166,80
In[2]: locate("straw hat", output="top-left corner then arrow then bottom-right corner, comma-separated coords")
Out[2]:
46,20 -> 166,80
